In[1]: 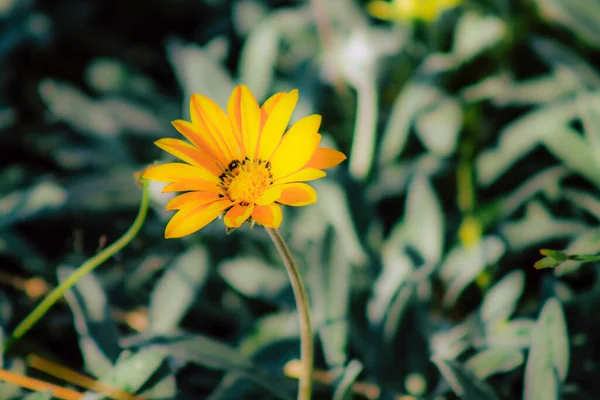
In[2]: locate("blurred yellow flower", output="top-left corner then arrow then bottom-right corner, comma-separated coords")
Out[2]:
143,85 -> 346,238
367,0 -> 461,21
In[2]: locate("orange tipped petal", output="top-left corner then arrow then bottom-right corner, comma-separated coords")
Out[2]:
154,138 -> 222,176
227,85 -> 261,159
305,147 -> 347,170
166,192 -> 222,210
165,199 -> 232,238
161,180 -> 222,193
274,168 -> 326,185
269,115 -> 322,179
142,163 -> 219,184
172,120 -> 226,169
258,90 -> 298,161
277,183 -> 317,206
190,94 -> 241,162
255,185 -> 282,206
252,204 -> 283,228
223,203 -> 254,228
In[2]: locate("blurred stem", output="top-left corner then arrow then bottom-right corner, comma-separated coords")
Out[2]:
5,178 -> 150,352
266,228 -> 313,400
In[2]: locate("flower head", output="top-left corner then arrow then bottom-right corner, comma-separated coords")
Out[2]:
367,0 -> 461,22
142,85 -> 346,238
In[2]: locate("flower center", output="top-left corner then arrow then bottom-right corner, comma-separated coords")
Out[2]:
219,158 -> 273,205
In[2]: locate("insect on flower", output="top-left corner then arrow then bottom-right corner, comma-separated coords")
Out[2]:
142,85 -> 346,238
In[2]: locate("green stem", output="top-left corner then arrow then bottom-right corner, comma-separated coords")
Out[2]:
265,228 -> 313,400
5,179 -> 150,351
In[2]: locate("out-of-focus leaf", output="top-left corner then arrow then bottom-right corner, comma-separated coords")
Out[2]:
239,312 -> 298,356
67,170 -> 141,212
313,181 -> 368,267
461,72 -> 577,106
59,267 -> 120,378
578,91 -> 600,167
0,358 -> 25,399
309,230 -> 351,368
438,237 -> 506,307
432,357 -> 501,400
535,0 -> 600,49
554,229 -> 600,275
218,257 -> 287,300
138,372 -> 177,399
401,175 -> 445,264
22,392 -> 52,400
0,232 -> 46,274
480,270 -> 525,328
523,298 -> 570,400
232,0 -> 268,35
99,347 -> 165,395
543,126 -> 600,186
332,360 -> 363,400
465,348 -> 524,380
207,371 -> 293,400
430,320 -> 473,359
0,180 -> 67,229
564,189 -> 600,221
415,96 -> 462,156
500,201 -> 588,250
453,11 -> 506,62
99,98 -> 167,137
379,83 -> 443,164
486,319 -> 536,348
148,246 -> 210,334
166,39 -> 234,114
476,99 -> 578,186
367,250 -> 413,326
239,16 -> 278,102
348,79 -> 378,180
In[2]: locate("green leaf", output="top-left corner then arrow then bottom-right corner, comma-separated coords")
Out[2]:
415,96 -> 463,157
432,357 -> 500,400
309,229 -> 351,368
22,392 -> 52,400
332,360 -> 363,400
99,347 -> 166,394
59,267 -> 120,378
480,270 -> 525,327
486,319 -> 536,348
218,257 -> 287,300
453,11 -> 506,62
523,298 -> 570,400
148,246 -> 210,334
535,0 -> 600,48
239,17 -> 278,102
379,83 -> 443,164
465,348 -> 524,380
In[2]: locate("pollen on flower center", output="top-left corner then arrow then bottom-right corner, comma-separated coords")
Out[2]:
219,158 -> 273,205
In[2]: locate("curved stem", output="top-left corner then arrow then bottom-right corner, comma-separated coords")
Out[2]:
5,179 -> 150,351
265,228 -> 313,400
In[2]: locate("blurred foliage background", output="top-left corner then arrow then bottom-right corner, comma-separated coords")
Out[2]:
2,0 -> 600,398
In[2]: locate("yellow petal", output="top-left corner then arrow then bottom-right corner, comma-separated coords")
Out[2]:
274,168 -> 326,185
166,192 -> 221,210
227,85 -> 261,160
142,163 -> 219,183
172,120 -> 226,169
255,185 -> 282,206
161,180 -> 221,193
223,203 -> 254,228
261,92 -> 286,115
165,199 -> 232,238
269,115 -> 322,179
251,204 -> 282,228
277,183 -> 317,206
258,90 -> 298,161
154,138 -> 222,176
305,147 -> 347,170
190,94 -> 242,162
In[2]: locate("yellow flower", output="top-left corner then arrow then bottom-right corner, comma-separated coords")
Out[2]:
367,0 -> 461,21
142,85 -> 346,238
